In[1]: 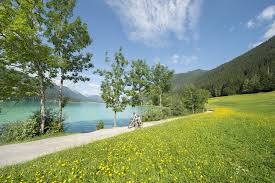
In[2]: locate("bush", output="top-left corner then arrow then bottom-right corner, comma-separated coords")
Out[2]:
142,107 -> 172,122
0,119 -> 39,143
170,99 -> 189,116
31,109 -> 64,134
96,120 -> 104,130
0,109 -> 64,144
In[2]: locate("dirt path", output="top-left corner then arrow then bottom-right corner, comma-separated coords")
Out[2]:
0,116 -> 184,167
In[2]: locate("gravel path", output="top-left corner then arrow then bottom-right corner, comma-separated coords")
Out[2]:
0,117 -> 183,167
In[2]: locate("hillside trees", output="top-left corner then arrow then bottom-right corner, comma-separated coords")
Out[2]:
180,85 -> 210,113
45,0 -> 93,124
172,36 -> 275,96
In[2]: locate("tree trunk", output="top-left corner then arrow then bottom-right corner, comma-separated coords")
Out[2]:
39,77 -> 46,134
58,75 -> 64,124
159,94 -> 162,107
114,111 -> 117,127
36,62 -> 46,134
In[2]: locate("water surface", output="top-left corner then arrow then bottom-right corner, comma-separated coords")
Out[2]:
0,101 -> 144,133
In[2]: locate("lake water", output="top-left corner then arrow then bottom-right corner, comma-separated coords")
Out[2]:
0,101 -> 145,133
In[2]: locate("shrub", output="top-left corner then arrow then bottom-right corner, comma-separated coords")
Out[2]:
170,99 -> 189,116
142,107 -> 172,122
96,120 -> 104,130
0,119 -> 39,143
0,109 -> 64,144
31,109 -> 64,133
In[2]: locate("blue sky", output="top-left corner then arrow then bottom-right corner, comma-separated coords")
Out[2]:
61,0 -> 275,96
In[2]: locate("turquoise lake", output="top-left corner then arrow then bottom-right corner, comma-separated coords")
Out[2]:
0,101 -> 144,133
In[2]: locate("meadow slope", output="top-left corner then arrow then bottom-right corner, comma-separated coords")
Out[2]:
0,92 -> 274,182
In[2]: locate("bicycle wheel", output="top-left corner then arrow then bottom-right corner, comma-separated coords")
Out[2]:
128,120 -> 135,128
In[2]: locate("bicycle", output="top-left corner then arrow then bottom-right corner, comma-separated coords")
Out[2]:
128,117 -> 142,129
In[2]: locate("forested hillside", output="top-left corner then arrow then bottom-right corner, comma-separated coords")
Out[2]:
173,36 -> 275,96
171,69 -> 207,91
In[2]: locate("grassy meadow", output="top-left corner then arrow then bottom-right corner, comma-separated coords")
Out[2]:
0,92 -> 274,182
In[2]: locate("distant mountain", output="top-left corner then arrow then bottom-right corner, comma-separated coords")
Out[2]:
172,36 -> 275,96
46,85 -> 102,103
86,95 -> 103,103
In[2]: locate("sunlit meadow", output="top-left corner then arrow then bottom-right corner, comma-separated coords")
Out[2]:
0,92 -> 274,182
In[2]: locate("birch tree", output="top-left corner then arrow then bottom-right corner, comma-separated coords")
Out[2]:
128,59 -> 150,106
150,63 -> 174,107
45,0 -> 93,123
97,48 -> 129,127
0,0 -> 57,133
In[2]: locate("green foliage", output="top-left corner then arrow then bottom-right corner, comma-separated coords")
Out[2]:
142,107 -> 171,122
0,109 -> 64,143
0,0 -> 59,133
149,63 -> 174,107
0,66 -> 37,100
1,92 -> 274,182
45,0 -> 93,83
127,59 -> 150,106
45,0 -> 93,124
171,69 -> 207,91
180,85 -> 210,113
31,109 -> 64,134
0,119 -> 39,143
96,120 -> 104,130
170,95 -> 189,116
61,97 -> 70,108
97,48 -> 129,126
0,0 -> 58,90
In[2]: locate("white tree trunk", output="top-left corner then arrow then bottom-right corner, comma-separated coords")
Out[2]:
58,77 -> 64,124
114,111 -> 117,127
39,79 -> 46,134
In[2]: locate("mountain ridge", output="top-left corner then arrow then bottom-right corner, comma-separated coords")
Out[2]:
46,85 -> 103,103
172,36 -> 275,96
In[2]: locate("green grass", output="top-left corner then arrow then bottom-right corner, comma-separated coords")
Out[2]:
1,92 -> 274,182
208,91 -> 275,116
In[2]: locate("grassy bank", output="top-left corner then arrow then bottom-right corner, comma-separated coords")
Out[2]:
0,92 -> 274,182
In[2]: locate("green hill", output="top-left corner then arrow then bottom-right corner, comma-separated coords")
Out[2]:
173,36 -> 275,96
172,69 -> 207,91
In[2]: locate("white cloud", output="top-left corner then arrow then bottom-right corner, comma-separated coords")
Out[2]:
246,19 -> 255,28
264,20 -> 275,39
246,5 -> 275,29
105,0 -> 203,46
171,54 -> 180,64
170,54 -> 198,66
257,5 -> 275,21
246,5 -> 275,48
